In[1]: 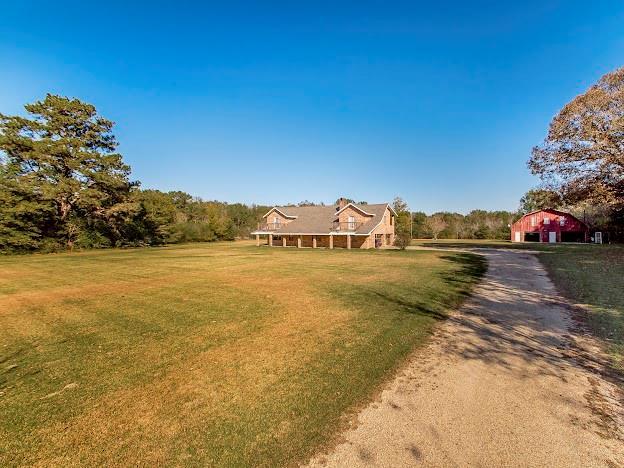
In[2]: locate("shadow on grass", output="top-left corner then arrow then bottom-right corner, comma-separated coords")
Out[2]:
328,252 -> 487,323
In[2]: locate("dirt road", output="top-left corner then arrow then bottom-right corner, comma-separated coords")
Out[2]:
307,249 -> 623,467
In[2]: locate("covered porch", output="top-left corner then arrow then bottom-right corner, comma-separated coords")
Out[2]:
254,233 -> 372,249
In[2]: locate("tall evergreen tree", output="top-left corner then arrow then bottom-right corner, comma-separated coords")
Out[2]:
0,94 -> 136,249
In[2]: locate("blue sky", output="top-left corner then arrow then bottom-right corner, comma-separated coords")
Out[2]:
1,1 -> 623,213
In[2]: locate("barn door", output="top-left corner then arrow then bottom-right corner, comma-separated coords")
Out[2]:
548,232 -> 557,243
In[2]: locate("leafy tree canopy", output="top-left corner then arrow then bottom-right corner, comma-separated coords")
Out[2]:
529,66 -> 624,209
391,197 -> 411,248
392,196 -> 409,214
518,189 -> 563,215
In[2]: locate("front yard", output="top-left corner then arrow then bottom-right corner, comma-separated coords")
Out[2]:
0,242 -> 484,466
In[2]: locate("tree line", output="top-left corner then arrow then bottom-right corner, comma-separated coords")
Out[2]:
386,198 -> 515,249
409,210 -> 515,240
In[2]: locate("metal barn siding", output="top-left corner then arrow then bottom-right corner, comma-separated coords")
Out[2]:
511,209 -> 589,243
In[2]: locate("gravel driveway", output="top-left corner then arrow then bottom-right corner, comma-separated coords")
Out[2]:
307,249 -> 623,467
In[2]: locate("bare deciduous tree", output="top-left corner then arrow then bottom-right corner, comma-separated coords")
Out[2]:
425,215 -> 447,240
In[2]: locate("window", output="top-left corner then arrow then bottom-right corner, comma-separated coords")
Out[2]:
544,217 -> 550,225
559,217 -> 565,226
273,216 -> 280,227
348,216 -> 356,230
531,216 -> 536,227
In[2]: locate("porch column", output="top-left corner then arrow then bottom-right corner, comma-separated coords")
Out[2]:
282,237 -> 287,247
256,234 -> 260,246
347,234 -> 351,249
268,234 -> 273,247
329,234 -> 333,249
312,236 -> 317,248
297,236 -> 302,248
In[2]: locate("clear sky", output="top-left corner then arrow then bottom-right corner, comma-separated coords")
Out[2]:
1,1 -> 623,213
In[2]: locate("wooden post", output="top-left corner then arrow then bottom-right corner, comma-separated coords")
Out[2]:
312,236 -> 317,248
282,237 -> 287,247
329,234 -> 333,249
297,236 -> 302,248
256,234 -> 260,246
268,234 -> 273,247
347,235 -> 351,249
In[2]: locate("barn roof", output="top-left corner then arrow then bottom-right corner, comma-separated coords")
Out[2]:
515,208 -> 588,227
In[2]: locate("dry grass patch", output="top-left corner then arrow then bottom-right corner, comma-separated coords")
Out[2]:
0,242 -> 484,466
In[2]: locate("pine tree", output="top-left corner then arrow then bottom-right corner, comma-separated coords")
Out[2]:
0,94 -> 136,250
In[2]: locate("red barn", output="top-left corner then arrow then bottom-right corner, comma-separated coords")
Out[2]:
511,209 -> 589,243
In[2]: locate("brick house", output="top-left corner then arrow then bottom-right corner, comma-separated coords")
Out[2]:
511,209 -> 589,243
252,198 -> 396,249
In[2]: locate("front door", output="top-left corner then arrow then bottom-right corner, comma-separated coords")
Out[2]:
548,231 -> 557,243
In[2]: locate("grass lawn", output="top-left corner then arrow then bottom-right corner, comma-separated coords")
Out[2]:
413,239 -> 624,373
0,241 -> 484,466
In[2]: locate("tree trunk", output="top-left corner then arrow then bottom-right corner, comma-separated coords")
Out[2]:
58,198 -> 72,221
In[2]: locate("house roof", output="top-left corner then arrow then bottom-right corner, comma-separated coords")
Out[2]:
253,203 -> 391,235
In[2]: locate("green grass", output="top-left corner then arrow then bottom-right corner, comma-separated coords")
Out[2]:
537,244 -> 624,373
0,241 -> 485,466
412,239 -> 624,373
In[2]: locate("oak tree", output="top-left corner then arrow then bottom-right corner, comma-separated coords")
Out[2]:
529,67 -> 624,209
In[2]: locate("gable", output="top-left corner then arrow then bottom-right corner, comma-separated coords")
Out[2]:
262,207 -> 298,220
334,203 -> 375,217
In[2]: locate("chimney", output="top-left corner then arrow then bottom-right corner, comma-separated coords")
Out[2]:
338,197 -> 347,210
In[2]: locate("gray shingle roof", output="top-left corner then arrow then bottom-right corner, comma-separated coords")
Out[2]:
255,203 -> 389,235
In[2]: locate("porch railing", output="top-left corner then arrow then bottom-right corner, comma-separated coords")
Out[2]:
257,222 -> 283,231
331,221 -> 363,232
